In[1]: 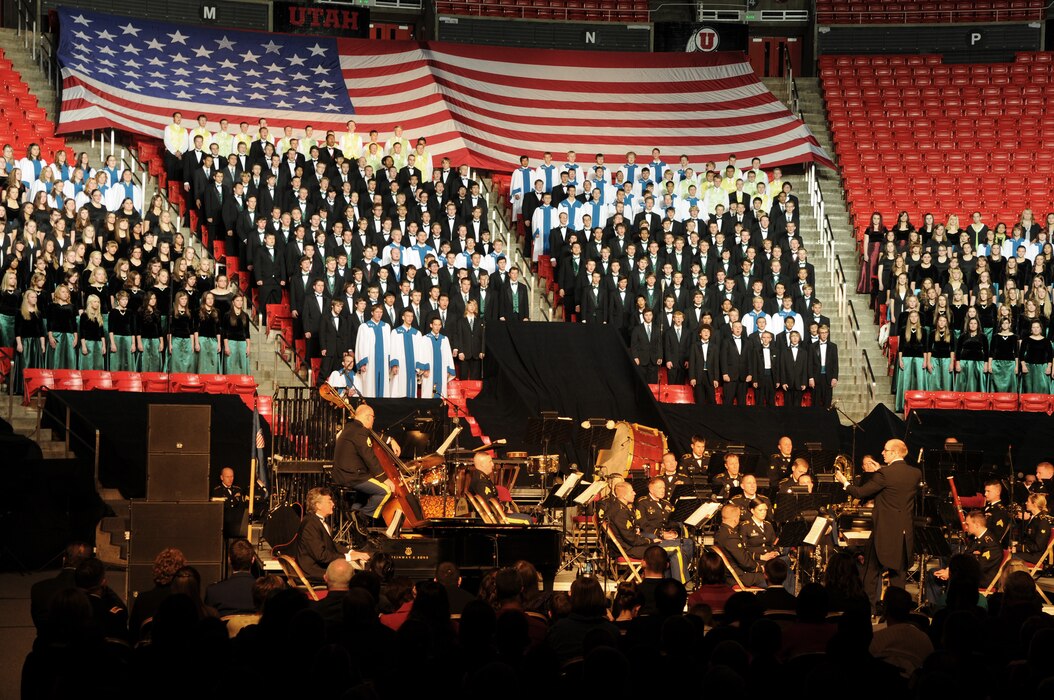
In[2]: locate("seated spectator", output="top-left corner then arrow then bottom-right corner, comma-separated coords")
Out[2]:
435,561 -> 476,615
544,576 -> 618,663
756,557 -> 797,612
312,558 -> 355,635
379,576 -> 415,630
30,541 -> 91,632
869,586 -> 933,678
687,550 -> 735,613
204,538 -> 257,616
128,546 -> 186,642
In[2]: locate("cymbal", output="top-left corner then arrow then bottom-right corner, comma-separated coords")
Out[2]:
408,454 -> 445,470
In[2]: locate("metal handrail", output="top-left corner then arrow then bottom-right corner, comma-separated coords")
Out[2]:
272,332 -> 310,390
38,397 -> 103,487
861,348 -> 876,401
846,298 -> 861,347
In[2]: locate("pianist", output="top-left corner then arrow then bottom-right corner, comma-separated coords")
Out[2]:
295,487 -> 368,584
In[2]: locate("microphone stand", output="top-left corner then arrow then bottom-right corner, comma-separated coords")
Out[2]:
434,388 -> 464,518
832,401 -> 864,471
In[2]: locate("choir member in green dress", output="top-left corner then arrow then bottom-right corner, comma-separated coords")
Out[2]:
168,291 -> 196,374
195,291 -> 222,374
956,317 -> 990,392
222,293 -> 251,375
78,295 -> 107,370
0,270 -> 20,347
14,289 -> 46,391
988,317 -> 1019,393
108,291 -> 137,371
137,291 -> 166,373
45,284 -> 79,369
896,309 -> 927,412
924,314 -> 955,391
1019,319 -> 1053,394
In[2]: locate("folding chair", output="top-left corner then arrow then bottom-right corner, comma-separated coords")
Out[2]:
275,554 -> 323,601
710,545 -> 764,592
1028,530 -> 1054,605
602,521 -> 643,584
466,491 -> 500,524
980,549 -> 1013,596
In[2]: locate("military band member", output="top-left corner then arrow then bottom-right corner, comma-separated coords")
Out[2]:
928,510 -> 1003,604
635,477 -> 676,536
731,474 -> 771,520
711,452 -> 744,500
767,435 -> 795,483
657,452 -> 685,492
713,503 -> 766,587
775,458 -> 810,496
739,500 -> 779,564
982,479 -> 1011,545
1014,493 -> 1052,565
678,435 -> 711,478
467,452 -> 531,523
606,481 -> 692,583
1030,462 -> 1053,496
331,404 -> 395,525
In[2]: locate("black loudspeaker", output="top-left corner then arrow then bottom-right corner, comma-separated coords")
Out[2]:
147,453 -> 210,501
148,404 -> 211,454
128,501 -> 224,596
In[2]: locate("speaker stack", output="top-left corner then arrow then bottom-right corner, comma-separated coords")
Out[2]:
127,405 -> 224,596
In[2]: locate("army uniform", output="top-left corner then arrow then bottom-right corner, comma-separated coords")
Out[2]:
984,500 -> 1010,544
1016,513 -> 1053,565
659,471 -> 685,493
739,517 -> 779,561
213,482 -> 247,538
331,419 -> 392,519
606,499 -> 653,558
679,451 -> 711,478
635,495 -> 674,536
765,451 -> 794,485
713,522 -> 766,587
731,492 -> 772,521
711,470 -> 743,500
972,529 -> 1004,588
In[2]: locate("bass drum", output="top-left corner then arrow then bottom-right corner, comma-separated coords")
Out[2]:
595,421 -> 668,478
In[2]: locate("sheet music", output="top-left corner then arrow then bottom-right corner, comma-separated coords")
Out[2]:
574,480 -> 605,505
435,426 -> 463,455
805,516 -> 831,545
555,472 -> 582,499
685,502 -> 721,527
385,508 -> 404,539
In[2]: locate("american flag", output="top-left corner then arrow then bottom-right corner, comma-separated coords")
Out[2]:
57,7 -> 831,170
252,399 -> 268,490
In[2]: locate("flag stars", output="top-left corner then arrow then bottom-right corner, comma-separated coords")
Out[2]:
119,22 -> 141,36
71,14 -> 92,26
240,49 -> 260,63
262,40 -> 283,54
215,35 -> 236,50
193,45 -> 213,58
96,29 -> 116,41
145,38 -> 165,50
287,54 -> 306,67
307,43 -> 327,56
167,30 -> 189,44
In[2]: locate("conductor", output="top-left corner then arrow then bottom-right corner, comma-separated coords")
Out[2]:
835,438 -> 921,612
332,404 -> 397,526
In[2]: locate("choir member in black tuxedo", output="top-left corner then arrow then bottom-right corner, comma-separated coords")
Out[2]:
720,320 -> 751,405
809,324 -> 839,409
579,270 -> 608,324
751,330 -> 780,408
500,267 -> 530,322
779,330 -> 809,407
663,310 -> 691,383
688,324 -> 719,405
253,232 -> 285,318
453,299 -> 484,380
608,276 -> 634,343
630,308 -> 662,383
319,298 -> 353,379
301,278 -> 328,361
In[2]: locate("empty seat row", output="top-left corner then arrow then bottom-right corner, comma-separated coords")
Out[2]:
22,369 -> 260,405
816,0 -> 1043,25
903,391 -> 1054,416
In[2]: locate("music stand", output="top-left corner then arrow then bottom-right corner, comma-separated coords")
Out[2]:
913,525 -> 954,609
574,420 -> 616,478
526,414 -> 575,520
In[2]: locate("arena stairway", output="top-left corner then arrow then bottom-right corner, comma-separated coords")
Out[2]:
764,77 -> 895,420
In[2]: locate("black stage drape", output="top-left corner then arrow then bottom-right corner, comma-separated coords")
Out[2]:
659,404 -> 843,458
469,322 -> 666,455
904,409 -> 1054,477
42,391 -> 270,499
841,404 -> 905,464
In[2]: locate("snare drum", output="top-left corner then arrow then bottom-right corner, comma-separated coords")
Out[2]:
527,454 -> 560,474
595,421 -> 668,478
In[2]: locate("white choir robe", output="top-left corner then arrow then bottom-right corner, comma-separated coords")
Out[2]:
107,182 -> 144,213
18,157 -> 47,186
743,311 -> 772,337
354,320 -> 394,398
772,311 -> 804,338
326,367 -> 364,398
389,325 -> 425,399
531,205 -> 560,262
532,164 -> 559,193
419,332 -> 456,399
509,167 -> 533,221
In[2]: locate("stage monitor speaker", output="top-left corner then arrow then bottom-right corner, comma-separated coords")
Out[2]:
148,404 -> 211,455
147,453 -> 210,501
128,501 -> 223,596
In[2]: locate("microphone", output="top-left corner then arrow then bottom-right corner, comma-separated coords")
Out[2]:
827,399 -> 838,412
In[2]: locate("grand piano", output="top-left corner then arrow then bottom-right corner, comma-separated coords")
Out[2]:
380,519 -> 563,589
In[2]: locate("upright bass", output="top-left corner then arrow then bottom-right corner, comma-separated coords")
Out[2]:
319,383 -> 428,527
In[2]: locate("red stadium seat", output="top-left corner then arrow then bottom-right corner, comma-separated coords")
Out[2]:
989,393 -> 1018,411
170,373 -> 205,393
114,372 -> 144,392
81,370 -> 115,391
658,384 -> 695,404
229,375 -> 259,398
203,374 -> 231,394
903,391 -> 934,416
54,370 -> 84,392
960,393 -> 991,411
256,395 -> 273,427
1019,394 -> 1053,413
141,372 -> 170,392
22,368 -> 55,405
